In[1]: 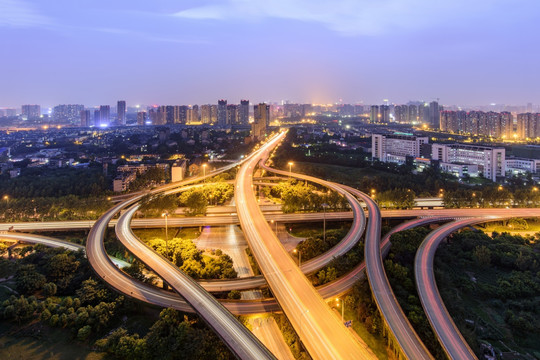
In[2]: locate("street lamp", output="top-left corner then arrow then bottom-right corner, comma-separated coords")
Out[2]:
288,162 -> 294,178
270,219 -> 277,234
202,164 -> 207,181
336,298 -> 344,322
161,211 -> 169,256
498,185 -> 503,191
321,203 -> 329,242
293,248 -> 301,267
370,189 -> 376,199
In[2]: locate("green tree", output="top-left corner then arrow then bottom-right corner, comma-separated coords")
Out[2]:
77,325 -> 92,341
180,190 -> 207,216
42,282 -> 57,297
15,264 -> 46,294
473,245 -> 492,267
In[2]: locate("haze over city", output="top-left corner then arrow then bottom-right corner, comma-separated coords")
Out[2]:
1,1 -> 540,360
2,0 -> 540,107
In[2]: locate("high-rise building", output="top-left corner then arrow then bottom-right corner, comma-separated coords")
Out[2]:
137,111 -> 147,126
227,104 -> 238,125
354,104 -> 364,115
217,99 -> 227,126
93,109 -> 100,127
191,105 -> 199,123
239,100 -> 249,125
370,105 -> 379,123
394,105 -> 408,123
380,105 -> 390,123
53,104 -> 84,123
187,106 -> 199,124
407,105 -> 418,123
252,103 -> 269,139
148,108 -> 166,125
429,101 -> 440,129
517,113 -> 540,139
80,110 -> 91,127
500,112 -> 513,139
117,100 -> 126,125
99,105 -> 110,126
200,105 -> 212,124
21,105 -> 40,119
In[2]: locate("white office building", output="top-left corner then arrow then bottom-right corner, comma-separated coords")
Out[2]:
505,157 -> 540,176
372,133 -> 429,164
432,144 -> 505,181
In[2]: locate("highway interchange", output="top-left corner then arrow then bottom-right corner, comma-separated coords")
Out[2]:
2,130 -> 539,359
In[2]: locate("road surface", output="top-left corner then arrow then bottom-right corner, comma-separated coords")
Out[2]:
344,186 -> 435,360
235,132 -> 376,360
85,140 -> 280,360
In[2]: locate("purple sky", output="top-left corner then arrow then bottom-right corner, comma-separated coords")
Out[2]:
1,0 -> 539,108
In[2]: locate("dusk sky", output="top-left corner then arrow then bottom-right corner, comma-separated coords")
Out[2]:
1,0 -> 539,108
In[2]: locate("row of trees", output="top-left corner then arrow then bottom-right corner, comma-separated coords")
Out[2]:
376,188 -> 416,209
267,180 -> 349,213
138,182 -> 234,217
95,308 -> 233,360
0,195 -> 111,222
443,187 -> 540,208
146,237 -> 237,280
0,166 -> 108,198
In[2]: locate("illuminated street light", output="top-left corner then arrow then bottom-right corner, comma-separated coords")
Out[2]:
288,162 -> 293,178
498,185 -> 503,191
336,298 -> 344,322
270,219 -> 277,234
202,164 -> 207,181
533,187 -> 538,192
161,211 -> 169,256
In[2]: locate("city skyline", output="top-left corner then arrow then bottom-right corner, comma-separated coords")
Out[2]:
1,0 -> 540,106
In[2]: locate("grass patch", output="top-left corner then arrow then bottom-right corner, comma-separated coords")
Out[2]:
286,221 -> 352,238
133,227 -> 201,243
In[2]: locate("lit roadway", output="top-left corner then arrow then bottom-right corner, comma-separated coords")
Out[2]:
5,208 -> 537,231
414,208 -> 540,360
85,144 -> 279,360
0,217 -> 452,316
258,161 -> 367,275
114,205 -> 274,360
0,232 -> 130,268
235,132 -> 376,360
342,185 -> 435,360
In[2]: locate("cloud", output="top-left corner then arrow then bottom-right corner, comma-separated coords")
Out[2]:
0,0 -> 51,28
173,0 -> 519,36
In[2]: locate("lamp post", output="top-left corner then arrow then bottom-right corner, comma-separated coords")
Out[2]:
288,162 -> 293,178
322,203 -> 329,242
270,219 -> 277,234
336,298 -> 344,322
161,211 -> 169,256
202,164 -> 207,181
